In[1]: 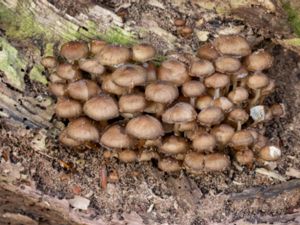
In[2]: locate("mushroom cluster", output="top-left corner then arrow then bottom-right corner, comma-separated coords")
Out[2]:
42,35 -> 284,174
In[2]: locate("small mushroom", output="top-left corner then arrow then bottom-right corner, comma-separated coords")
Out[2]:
95,45 -> 131,66
56,63 -> 81,80
144,102 -> 165,116
270,103 -> 285,117
184,152 -> 205,172
244,49 -> 273,71
119,93 -> 146,117
259,145 -> 281,161
145,81 -> 179,104
132,43 -> 156,62
60,41 -> 89,62
212,97 -> 233,113
41,56 -> 57,69
143,62 -> 157,82
66,117 -> 99,142
138,150 -> 160,162
228,108 -> 249,131
192,132 -> 216,153
78,59 -> 105,79
158,59 -> 189,86
118,149 -> 137,163
100,125 -> 133,149
204,153 -> 230,171
214,35 -> 251,57
48,83 -> 66,97
235,149 -> 254,166
59,128 -> 82,147
247,72 -> 269,106
204,73 -> 230,98
160,135 -> 188,155
176,120 -> 197,132
231,66 -> 249,90
195,95 -> 213,110
189,59 -> 215,80
215,56 -> 241,73
253,134 -> 268,152
90,40 -> 107,55
55,98 -> 82,118
101,74 -> 127,96
197,106 -> 224,127
210,124 -> 235,146
67,79 -> 101,101
182,80 -> 206,105
158,158 -> 181,172
228,87 -> 249,105
49,73 -> 66,84
230,130 -> 254,150
197,43 -> 219,60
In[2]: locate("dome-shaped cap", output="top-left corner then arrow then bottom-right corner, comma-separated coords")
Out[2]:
83,94 -> 119,121
230,130 -> 254,149
228,87 -> 249,104
247,72 -> 269,90
192,132 -> 216,152
57,63 -> 81,80
41,56 -> 57,69
212,97 -> 233,113
244,50 -> 273,71
145,81 -> 179,104
259,145 -> 281,161
59,128 -> 82,147
182,81 -> 205,97
228,108 -> 249,124
101,74 -> 127,96
112,64 -> 147,88
126,115 -> 164,139
95,45 -> 130,66
215,56 -> 241,73
100,125 -> 133,149
184,152 -> 205,171
158,59 -> 189,86
160,135 -> 188,155
118,149 -> 137,163
197,43 -> 219,60
204,153 -> 230,171
66,117 -> 99,142
195,95 -> 213,110
162,102 -> 197,124
55,98 -> 82,118
197,106 -> 224,126
235,150 -> 254,166
60,41 -> 89,61
189,59 -> 215,79
67,79 -> 101,101
214,35 -> 251,57
204,73 -> 230,89
119,94 -> 146,113
48,83 -> 66,97
211,124 -> 235,145
158,158 -> 181,172
132,43 -> 156,62
90,40 -> 107,55
79,59 -> 105,75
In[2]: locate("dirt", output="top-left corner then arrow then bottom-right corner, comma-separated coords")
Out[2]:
1,0 -> 300,224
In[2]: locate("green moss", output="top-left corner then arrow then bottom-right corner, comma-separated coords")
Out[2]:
0,37 -> 25,90
283,2 -> 300,37
102,27 -> 137,46
44,43 -> 55,56
283,38 -> 300,46
29,65 -> 48,85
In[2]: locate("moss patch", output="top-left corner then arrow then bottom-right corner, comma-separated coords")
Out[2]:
283,2 -> 300,37
29,65 -> 48,85
282,38 -> 300,46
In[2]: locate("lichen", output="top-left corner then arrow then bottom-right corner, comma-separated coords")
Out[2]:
282,38 -> 300,46
283,2 -> 300,37
29,65 -> 48,85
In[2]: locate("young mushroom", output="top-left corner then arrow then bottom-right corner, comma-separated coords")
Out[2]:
132,43 -> 156,62
210,124 -> 235,147
48,83 -> 66,97
67,79 -> 101,101
189,59 -> 215,80
56,63 -> 81,81
158,158 -> 181,172
214,35 -> 251,57
59,128 -> 82,147
204,153 -> 230,171
244,49 -> 273,72
119,93 -> 146,118
204,73 -> 230,98
95,45 -> 131,66
212,97 -> 234,113
145,81 -> 179,105
55,98 -> 82,118
259,145 -> 281,161
41,56 -> 57,69
195,95 -> 213,110
182,80 -> 206,106
184,152 -> 205,173
214,56 -> 241,73
78,59 -> 105,80
227,108 -> 249,131
101,74 -> 127,96
60,41 -> 89,62
197,43 -> 219,61
89,40 -> 107,55
159,135 -> 188,155
197,106 -> 224,127
247,72 -> 269,106
100,125 -> 133,149
118,149 -> 138,163
228,87 -> 249,106
66,117 -> 99,142
235,149 -> 254,166
229,130 -> 254,150
192,132 -> 216,153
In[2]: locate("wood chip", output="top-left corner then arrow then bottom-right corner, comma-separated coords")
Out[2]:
68,195 -> 90,210
286,168 -> 300,179
256,168 -> 287,181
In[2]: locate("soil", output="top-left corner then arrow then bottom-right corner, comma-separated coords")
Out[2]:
1,0 -> 300,224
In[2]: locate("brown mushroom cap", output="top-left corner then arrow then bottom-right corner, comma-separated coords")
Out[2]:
67,79 -> 101,101
95,45 -> 131,66
210,124 -> 235,146
101,74 -> 127,96
247,72 -> 269,90
90,40 -> 107,55
259,145 -> 281,161
41,56 -> 57,69
55,98 -> 82,118
143,62 -> 157,82
118,149 -> 137,163
60,41 -> 89,61
145,81 -> 179,104
184,152 -> 205,171
132,43 -> 156,62
244,50 -> 273,71
253,134 -> 268,152
83,95 -> 119,121
214,35 -> 251,57
228,87 -> 249,105
235,149 -> 254,166
59,128 -> 82,147
138,150 -> 160,161
204,153 -> 230,171
49,73 -> 66,83
158,59 -> 189,86
197,106 -> 224,127
119,94 -> 146,113
182,80 -> 206,97
100,125 -> 133,149
270,103 -> 285,117
160,135 -> 188,155
48,83 -> 66,97
228,108 -> 249,124
197,43 -> 219,60
112,64 -> 147,88
195,95 -> 213,110
56,63 -> 81,80
126,115 -> 164,139
192,132 -> 216,152
215,56 -> 241,73
158,158 -> 181,172
230,130 -> 254,149
162,102 -> 197,124
212,97 -> 233,113
262,79 -> 275,96
204,73 -> 230,89
66,117 -> 99,142
189,59 -> 215,79
144,102 -> 165,115
78,59 -> 105,75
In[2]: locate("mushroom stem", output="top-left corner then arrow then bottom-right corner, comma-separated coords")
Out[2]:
214,88 -> 221,99
174,123 -> 181,136
237,121 -> 242,131
190,97 -> 196,107
232,76 -> 238,91
250,89 -> 261,107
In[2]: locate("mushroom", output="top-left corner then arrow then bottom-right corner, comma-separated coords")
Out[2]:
66,117 -> 99,142
159,135 -> 188,155
125,115 -> 164,140
59,128 -> 82,147
182,80 -> 206,106
158,59 -> 189,86
247,72 -> 269,106
100,125 -> 133,149
138,150 -> 160,162
90,40 -> 107,55
204,153 -> 230,171
197,43 -> 219,61
78,59 -> 105,80
212,97 -> 233,113
259,145 -> 281,161
184,152 -> 205,172
83,94 -> 119,122
60,41 -> 89,62
118,149 -> 138,163
231,66 -> 249,90
56,63 -> 81,80
49,73 -> 66,84
158,158 -> 181,172
214,35 -> 251,57
270,103 -> 285,117
192,132 -> 216,153
95,45 -> 131,66
235,149 -> 254,166
228,87 -> 249,106
55,98 -> 82,118
227,108 -> 249,131
189,59 -> 215,80
197,106 -> 224,127
119,93 -> 146,118
67,79 -> 101,101
204,73 -> 230,98
41,56 -> 57,69
48,83 -> 66,97
132,43 -> 156,62
230,130 -> 254,150
253,134 -> 268,152
112,64 -> 147,90
143,62 -> 157,82
210,124 -> 235,146
215,56 -> 241,73
176,120 -> 197,132
244,49 -> 273,72
195,95 -> 213,110
144,101 -> 165,116
145,81 -> 179,105
101,74 -> 127,96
